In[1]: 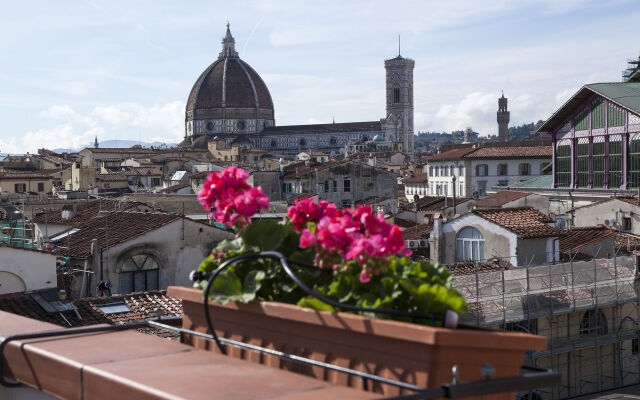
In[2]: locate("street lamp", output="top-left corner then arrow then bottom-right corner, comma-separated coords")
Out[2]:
452,174 -> 457,215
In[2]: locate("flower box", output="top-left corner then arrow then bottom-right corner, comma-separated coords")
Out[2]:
168,286 -> 547,399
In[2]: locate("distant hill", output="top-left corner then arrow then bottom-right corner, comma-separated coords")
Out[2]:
52,140 -> 178,153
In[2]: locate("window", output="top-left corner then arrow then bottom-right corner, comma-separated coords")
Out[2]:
362,176 -> 371,189
579,310 -> 608,337
497,164 -> 508,176
119,254 -> 159,294
458,166 -> 464,176
540,162 -> 551,175
342,200 -> 351,208
456,227 -> 485,262
577,138 -> 589,187
556,140 -> 571,187
592,136 -> 605,187
475,164 -> 488,177
97,303 -> 132,314
429,166 -> 433,176
503,320 -> 538,335
332,180 -> 337,192
608,103 -> 624,127
630,135 -> 640,188
271,140 -> 277,147
37,182 -> 45,192
343,179 -> 351,192
14,183 -> 26,193
299,138 -> 307,147
623,217 -> 632,231
393,87 -> 400,103
609,135 -> 623,188
477,181 -> 487,196
104,183 -> 110,189
324,180 -> 329,193
575,107 -> 589,131
519,163 -> 530,176
151,178 -> 161,187
591,98 -> 604,129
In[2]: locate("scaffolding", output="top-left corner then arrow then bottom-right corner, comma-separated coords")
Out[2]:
451,247 -> 639,399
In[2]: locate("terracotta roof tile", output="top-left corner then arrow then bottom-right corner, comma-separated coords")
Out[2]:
475,190 -> 533,208
403,173 -> 429,184
413,196 -> 472,212
423,147 -> 477,161
473,207 -> 559,238
161,183 -> 192,193
0,290 -> 181,337
559,226 -> 616,254
33,199 -> 151,225
96,172 -> 128,182
464,145 -> 551,159
123,167 -> 163,176
55,211 -> 181,257
401,223 -> 433,240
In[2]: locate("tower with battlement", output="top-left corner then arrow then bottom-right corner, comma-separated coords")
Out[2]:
497,92 -> 510,142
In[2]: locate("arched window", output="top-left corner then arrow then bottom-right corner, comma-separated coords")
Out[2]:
393,87 -> 400,104
456,227 -> 485,262
580,310 -> 608,336
120,254 -> 159,294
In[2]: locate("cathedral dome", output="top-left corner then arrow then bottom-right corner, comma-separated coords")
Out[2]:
186,25 -> 274,122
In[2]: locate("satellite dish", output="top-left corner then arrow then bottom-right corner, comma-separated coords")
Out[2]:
472,190 -> 479,200
554,218 -> 566,230
604,219 -> 615,228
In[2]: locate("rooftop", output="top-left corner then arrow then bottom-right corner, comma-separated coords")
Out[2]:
475,190 -> 533,208
559,226 -> 617,255
403,173 -> 429,184
472,207 -> 559,239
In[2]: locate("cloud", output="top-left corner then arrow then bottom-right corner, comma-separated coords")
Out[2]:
16,101 -> 185,153
23,124 -> 102,152
39,105 -> 97,126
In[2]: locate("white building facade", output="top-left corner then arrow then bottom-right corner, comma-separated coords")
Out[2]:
424,143 -> 551,198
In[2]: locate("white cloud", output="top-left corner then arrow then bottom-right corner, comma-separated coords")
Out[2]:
23,124 -> 100,152
39,105 -> 97,126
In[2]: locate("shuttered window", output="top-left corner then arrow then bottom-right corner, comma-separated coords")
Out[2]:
575,108 -> 589,131
577,138 -> 589,187
609,135 -> 622,188
630,135 -> 640,188
592,137 -> 605,188
608,104 -> 625,127
591,99 -> 604,129
556,141 -> 571,187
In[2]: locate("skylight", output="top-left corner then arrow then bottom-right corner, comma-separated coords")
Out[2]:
97,303 -> 131,314
49,228 -> 80,242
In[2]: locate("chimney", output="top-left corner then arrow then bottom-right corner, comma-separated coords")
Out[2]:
61,204 -> 77,220
428,214 -> 443,265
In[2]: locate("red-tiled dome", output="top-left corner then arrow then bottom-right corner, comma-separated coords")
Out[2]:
186,27 -> 273,117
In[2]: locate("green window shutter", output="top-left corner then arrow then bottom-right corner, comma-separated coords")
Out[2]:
575,108 -> 589,131
591,99 -> 604,129
608,104 -> 625,127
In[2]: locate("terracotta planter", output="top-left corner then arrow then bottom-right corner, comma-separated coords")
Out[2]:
168,286 -> 547,399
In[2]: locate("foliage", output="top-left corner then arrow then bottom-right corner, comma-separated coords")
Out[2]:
194,167 -> 468,327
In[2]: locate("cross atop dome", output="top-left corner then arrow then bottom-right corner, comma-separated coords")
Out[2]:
219,22 -> 238,59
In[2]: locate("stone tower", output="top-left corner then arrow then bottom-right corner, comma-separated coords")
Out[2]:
497,92 -> 510,142
385,52 -> 415,159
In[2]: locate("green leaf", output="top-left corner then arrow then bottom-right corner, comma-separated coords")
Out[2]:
328,275 -> 353,303
242,220 -> 290,251
210,270 -> 243,301
297,296 -> 338,312
243,269 -> 266,294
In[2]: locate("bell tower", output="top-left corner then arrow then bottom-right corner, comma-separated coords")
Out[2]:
385,47 -> 415,159
497,91 -> 510,142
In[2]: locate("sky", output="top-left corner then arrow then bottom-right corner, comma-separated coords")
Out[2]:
1,0 -> 639,154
